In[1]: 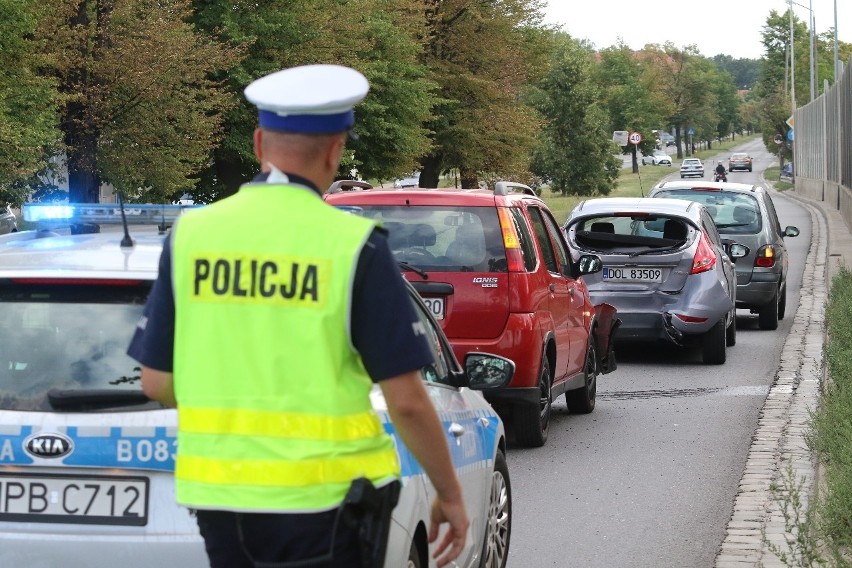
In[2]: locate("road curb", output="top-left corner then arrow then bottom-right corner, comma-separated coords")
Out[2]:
715,185 -> 827,567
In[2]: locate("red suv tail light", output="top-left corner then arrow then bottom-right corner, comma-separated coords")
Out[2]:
754,245 -> 776,267
496,207 -> 525,272
690,232 -> 717,274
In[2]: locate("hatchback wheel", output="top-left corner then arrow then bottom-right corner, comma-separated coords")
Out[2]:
702,318 -> 727,364
515,353 -> 550,447
565,336 -> 597,414
479,450 -> 511,568
726,313 -> 737,347
758,289 -> 780,330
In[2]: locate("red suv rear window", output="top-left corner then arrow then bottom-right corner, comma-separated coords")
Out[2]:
347,205 -> 507,272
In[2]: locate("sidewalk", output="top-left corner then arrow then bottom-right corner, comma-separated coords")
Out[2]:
715,183 -> 851,567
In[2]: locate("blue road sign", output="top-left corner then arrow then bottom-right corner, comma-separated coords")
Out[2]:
787,128 -> 794,141
687,128 -> 695,136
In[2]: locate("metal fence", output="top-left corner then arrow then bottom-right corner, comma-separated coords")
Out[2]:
793,57 -> 852,215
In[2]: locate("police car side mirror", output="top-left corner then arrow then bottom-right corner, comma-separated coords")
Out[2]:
463,353 -> 515,390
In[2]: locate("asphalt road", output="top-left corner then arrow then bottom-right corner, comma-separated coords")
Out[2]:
506,139 -> 811,567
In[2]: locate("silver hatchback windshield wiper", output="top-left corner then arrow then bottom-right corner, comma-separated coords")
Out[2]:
629,245 -> 683,258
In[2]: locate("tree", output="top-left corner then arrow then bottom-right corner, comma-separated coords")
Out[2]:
529,35 -> 620,196
189,0 -> 434,199
643,44 -> 717,158
711,54 -> 761,90
35,0 -> 239,203
710,67 -> 741,142
596,43 -> 670,170
417,0 -> 550,189
0,0 -> 61,206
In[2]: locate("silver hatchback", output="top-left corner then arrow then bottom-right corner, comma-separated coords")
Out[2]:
649,181 -> 799,330
564,197 -> 748,364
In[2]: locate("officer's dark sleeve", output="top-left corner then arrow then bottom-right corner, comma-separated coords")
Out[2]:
352,229 -> 434,382
127,233 -> 175,372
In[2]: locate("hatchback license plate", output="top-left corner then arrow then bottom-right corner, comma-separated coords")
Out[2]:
603,267 -> 663,282
423,297 -> 445,320
0,472 -> 148,526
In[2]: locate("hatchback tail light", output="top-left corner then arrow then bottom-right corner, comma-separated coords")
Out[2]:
496,207 -> 525,272
690,232 -> 717,274
754,245 -> 776,267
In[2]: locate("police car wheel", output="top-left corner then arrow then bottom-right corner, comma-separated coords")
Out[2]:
407,537 -> 423,568
479,450 -> 511,568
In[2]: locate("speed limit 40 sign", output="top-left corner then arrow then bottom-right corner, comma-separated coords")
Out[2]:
629,132 -> 643,145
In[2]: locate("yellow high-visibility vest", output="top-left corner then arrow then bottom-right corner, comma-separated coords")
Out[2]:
171,182 -> 400,512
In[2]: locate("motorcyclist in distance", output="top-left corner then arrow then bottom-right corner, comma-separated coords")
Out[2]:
715,162 -> 727,182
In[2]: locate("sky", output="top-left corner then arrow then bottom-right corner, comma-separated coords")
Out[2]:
543,0 -> 850,60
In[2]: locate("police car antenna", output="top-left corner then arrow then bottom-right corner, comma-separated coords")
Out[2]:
116,192 -> 135,248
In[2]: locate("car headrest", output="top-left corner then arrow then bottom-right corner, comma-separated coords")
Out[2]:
590,222 -> 615,234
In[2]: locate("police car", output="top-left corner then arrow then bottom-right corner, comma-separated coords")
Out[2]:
0,203 -> 514,568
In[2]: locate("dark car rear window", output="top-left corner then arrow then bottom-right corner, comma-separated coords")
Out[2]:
0,283 -> 153,412
653,190 -> 762,234
347,206 -> 507,272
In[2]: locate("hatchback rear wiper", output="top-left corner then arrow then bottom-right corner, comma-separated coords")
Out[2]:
398,261 -> 429,279
715,222 -> 750,228
47,388 -> 154,411
629,245 -> 683,258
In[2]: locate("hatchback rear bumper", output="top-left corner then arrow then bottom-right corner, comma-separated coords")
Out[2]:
736,274 -> 780,308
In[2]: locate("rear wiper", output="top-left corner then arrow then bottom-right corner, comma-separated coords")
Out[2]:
47,388 -> 154,411
715,222 -> 749,228
629,245 -> 682,258
398,261 -> 429,279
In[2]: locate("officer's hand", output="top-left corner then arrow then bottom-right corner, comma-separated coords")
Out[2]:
428,495 -> 469,567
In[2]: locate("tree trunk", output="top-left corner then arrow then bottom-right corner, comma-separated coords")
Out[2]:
459,168 -> 477,189
419,155 -> 441,188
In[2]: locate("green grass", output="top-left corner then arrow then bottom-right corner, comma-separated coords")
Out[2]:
807,267 -> 852,561
764,165 -> 794,191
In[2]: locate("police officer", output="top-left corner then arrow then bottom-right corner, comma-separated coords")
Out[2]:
127,64 -> 468,568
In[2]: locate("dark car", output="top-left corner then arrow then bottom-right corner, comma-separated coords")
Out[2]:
325,180 -> 619,447
564,197 -> 749,364
649,181 -> 799,329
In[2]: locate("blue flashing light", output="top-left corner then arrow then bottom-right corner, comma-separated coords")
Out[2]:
23,203 -> 201,225
334,205 -> 365,216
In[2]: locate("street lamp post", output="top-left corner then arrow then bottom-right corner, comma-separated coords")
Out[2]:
788,0 -> 817,102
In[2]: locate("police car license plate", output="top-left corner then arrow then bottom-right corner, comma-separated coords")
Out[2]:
422,297 -> 445,320
602,267 -> 663,282
0,472 -> 148,526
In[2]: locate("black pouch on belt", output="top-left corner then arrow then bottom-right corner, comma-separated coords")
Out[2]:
341,477 -> 402,568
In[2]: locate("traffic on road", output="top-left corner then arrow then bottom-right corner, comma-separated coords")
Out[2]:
0,139 -> 810,568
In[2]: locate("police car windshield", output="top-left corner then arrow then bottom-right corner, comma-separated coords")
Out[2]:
0,282 -> 151,412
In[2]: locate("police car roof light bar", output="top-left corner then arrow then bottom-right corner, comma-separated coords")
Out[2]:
23,203 -> 200,225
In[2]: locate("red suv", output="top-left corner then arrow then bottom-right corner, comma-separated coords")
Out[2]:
325,180 -> 619,447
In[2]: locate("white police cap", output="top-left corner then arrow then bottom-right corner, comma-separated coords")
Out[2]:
244,64 -> 369,135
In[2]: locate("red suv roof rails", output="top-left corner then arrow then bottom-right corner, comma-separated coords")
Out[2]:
327,180 -> 374,194
494,181 -> 536,197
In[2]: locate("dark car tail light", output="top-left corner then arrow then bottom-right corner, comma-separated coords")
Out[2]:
754,245 -> 776,267
690,232 -> 717,274
496,207 -> 525,272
